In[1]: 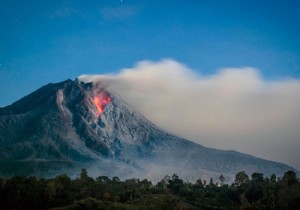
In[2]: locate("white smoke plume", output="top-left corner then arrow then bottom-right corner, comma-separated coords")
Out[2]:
79,59 -> 300,170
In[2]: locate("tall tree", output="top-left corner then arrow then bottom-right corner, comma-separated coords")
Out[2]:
235,171 -> 249,186
219,175 -> 225,185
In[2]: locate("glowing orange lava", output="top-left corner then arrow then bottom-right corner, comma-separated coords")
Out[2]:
93,93 -> 111,117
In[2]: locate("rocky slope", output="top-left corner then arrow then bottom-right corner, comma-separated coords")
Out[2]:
0,79 -> 296,181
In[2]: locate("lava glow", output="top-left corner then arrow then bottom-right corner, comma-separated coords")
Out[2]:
93,92 -> 111,117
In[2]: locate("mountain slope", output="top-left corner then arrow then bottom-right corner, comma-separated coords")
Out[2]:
0,79 -> 296,181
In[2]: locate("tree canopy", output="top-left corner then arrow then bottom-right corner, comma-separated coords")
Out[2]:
0,170 -> 299,210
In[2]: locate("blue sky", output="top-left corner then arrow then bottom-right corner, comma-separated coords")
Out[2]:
1,0 -> 300,106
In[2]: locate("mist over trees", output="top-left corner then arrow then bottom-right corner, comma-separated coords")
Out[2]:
0,169 -> 299,210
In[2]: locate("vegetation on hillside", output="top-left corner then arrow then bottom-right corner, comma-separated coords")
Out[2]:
0,169 -> 299,210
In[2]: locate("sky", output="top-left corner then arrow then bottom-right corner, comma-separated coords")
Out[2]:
1,1 -> 300,169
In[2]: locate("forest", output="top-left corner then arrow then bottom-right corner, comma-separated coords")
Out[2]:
0,169 -> 299,210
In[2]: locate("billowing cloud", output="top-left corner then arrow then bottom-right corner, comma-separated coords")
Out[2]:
79,59 -> 300,170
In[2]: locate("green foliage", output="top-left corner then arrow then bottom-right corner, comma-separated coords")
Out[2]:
235,171 -> 250,186
0,168 -> 299,210
219,174 -> 225,184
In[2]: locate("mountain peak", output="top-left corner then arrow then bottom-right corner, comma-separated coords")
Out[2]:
0,79 -> 297,181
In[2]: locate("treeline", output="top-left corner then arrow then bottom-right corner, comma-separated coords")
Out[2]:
0,169 -> 299,210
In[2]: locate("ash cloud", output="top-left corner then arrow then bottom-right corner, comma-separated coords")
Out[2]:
79,59 -> 300,170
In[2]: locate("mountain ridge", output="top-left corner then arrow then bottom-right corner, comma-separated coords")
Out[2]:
0,79 -> 297,181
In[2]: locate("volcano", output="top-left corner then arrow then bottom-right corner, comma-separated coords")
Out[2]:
0,79 -> 296,181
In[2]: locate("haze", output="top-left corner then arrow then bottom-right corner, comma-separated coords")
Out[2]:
80,59 -> 300,170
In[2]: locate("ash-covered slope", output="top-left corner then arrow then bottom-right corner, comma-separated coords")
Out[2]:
0,79 -> 296,181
